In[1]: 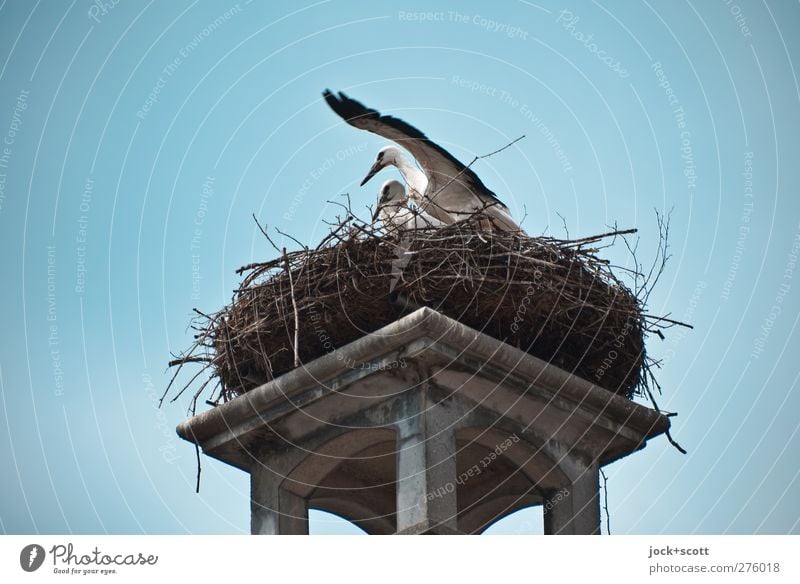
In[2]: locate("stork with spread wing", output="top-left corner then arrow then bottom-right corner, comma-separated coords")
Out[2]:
323,90 -> 524,233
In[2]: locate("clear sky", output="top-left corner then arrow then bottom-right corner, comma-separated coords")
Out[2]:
0,0 -> 798,535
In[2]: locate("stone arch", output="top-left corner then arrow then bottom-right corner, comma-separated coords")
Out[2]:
454,427 -> 570,534
282,427 -> 398,534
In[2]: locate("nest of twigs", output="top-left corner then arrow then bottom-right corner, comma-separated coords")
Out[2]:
166,209 -> 683,413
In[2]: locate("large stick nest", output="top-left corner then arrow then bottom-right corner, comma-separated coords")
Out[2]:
167,212 -> 680,411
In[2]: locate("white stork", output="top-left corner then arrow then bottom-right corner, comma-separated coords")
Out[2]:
323,89 -> 524,233
373,179 -> 444,233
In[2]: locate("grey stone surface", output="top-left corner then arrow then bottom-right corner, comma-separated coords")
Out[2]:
177,308 -> 668,534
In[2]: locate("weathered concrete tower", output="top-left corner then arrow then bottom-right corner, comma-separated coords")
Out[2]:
177,308 -> 668,534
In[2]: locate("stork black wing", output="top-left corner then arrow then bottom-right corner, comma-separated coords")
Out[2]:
323,89 -> 501,203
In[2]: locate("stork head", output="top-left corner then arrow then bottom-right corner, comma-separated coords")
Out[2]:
361,146 -> 404,186
378,179 -> 407,205
372,179 -> 407,221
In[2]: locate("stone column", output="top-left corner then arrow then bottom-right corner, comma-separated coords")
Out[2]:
543,461 -> 600,535
250,449 -> 309,535
394,387 -> 461,534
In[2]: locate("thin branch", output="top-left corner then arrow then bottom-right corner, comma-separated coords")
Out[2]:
194,443 -> 202,494
600,468 -> 611,535
428,135 -> 526,205
641,209 -> 673,308
556,212 -> 569,239
283,247 -> 301,368
167,356 -> 210,367
252,214 -> 281,254
275,227 -> 309,252
644,314 -> 693,329
643,380 -> 688,454
478,134 -> 526,158
553,228 -> 637,245
519,204 -> 529,228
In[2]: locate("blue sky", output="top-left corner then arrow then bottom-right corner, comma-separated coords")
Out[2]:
0,0 -> 798,535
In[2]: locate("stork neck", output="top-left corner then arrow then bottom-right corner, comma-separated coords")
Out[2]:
393,155 -> 427,200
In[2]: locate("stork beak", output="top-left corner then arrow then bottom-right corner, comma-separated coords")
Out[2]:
360,161 -> 382,186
